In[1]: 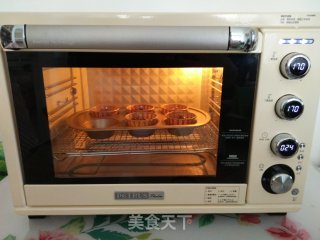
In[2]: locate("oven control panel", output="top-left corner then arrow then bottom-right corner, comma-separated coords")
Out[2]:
280,53 -> 311,79
270,133 -> 299,158
261,164 -> 295,194
247,29 -> 320,204
275,94 -> 304,120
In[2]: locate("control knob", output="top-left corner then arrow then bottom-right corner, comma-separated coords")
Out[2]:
270,133 -> 299,158
280,53 -> 311,79
275,94 -> 304,120
262,164 -> 295,194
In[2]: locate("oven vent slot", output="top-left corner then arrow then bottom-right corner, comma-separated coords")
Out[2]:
1,25 -> 258,51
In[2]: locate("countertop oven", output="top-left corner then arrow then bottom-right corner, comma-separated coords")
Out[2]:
0,0 -> 320,216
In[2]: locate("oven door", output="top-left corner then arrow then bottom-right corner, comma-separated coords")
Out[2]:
1,24 -> 261,209
5,51 -> 259,188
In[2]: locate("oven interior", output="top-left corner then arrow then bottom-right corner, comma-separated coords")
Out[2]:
43,67 -> 223,178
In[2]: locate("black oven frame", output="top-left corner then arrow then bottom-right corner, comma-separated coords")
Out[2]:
5,52 -> 260,184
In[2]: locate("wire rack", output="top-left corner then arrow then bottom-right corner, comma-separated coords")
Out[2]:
52,124 -> 217,157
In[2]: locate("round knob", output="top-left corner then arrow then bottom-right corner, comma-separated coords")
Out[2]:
270,133 -> 299,158
275,94 -> 304,120
280,53 -> 311,79
262,164 -> 295,194
270,173 -> 294,194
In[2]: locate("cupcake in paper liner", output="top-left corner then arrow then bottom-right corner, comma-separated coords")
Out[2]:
165,110 -> 197,136
161,103 -> 187,115
125,112 -> 158,137
165,111 -> 197,125
126,104 -> 155,113
89,105 -> 119,118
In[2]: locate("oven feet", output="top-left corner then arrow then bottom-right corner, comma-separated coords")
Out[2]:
267,212 -> 287,216
28,215 -> 47,219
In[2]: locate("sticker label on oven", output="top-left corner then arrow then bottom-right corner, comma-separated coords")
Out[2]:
204,186 -> 240,204
115,191 -> 164,200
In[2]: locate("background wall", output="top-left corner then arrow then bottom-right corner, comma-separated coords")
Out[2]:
310,99 -> 320,165
1,0 -> 319,13
0,142 -> 6,180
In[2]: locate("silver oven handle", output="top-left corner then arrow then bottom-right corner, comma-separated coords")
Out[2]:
1,25 -> 258,51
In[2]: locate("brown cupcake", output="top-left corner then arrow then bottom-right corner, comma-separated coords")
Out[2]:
161,103 -> 187,114
125,112 -> 158,127
165,111 -> 197,125
165,111 -> 197,136
126,104 -> 155,113
89,105 -> 119,118
125,112 -> 158,137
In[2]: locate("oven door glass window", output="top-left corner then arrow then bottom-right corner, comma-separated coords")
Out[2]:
45,67 -> 221,178
6,52 -> 259,184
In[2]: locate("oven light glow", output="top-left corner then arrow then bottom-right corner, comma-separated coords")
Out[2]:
181,68 -> 203,76
279,38 -> 314,44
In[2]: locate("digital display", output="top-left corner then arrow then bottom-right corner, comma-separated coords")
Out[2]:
278,139 -> 298,157
284,101 -> 303,119
289,57 -> 309,77
279,38 -> 314,45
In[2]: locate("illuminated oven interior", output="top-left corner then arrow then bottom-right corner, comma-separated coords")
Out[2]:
43,67 -> 223,178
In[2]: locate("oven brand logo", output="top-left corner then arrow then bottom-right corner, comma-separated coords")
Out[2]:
115,191 -> 164,200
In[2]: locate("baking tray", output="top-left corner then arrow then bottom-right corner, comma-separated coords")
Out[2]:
66,107 -> 211,138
